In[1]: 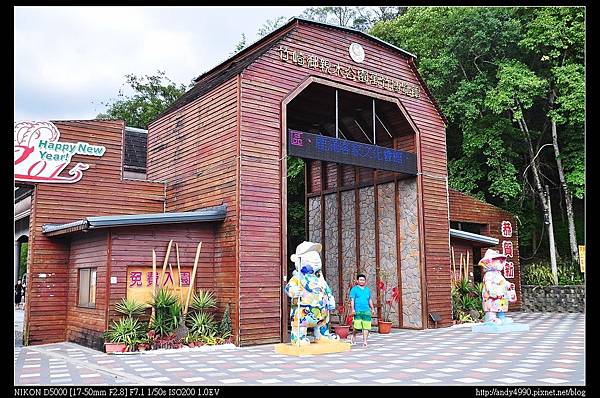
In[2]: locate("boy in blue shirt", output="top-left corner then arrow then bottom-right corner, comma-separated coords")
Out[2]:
349,273 -> 375,347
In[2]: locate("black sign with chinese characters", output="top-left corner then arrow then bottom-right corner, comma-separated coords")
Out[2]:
288,129 -> 417,175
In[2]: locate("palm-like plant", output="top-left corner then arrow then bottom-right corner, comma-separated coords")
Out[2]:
115,297 -> 147,318
187,311 -> 217,336
104,317 -> 146,344
190,289 -> 217,311
150,288 -> 181,336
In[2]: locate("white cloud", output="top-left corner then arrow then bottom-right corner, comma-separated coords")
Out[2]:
14,6 -> 306,122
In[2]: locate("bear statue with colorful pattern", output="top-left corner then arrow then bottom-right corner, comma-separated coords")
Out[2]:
284,241 -> 339,345
480,249 -> 517,324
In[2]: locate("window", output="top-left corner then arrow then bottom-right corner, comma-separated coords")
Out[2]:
78,268 -> 97,308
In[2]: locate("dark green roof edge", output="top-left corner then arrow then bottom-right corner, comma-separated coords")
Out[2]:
42,204 -> 227,237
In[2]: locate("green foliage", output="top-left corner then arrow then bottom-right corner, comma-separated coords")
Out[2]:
115,298 -> 147,319
190,289 -> 217,311
19,243 -> 28,278
369,6 -> 584,261
187,311 -> 217,336
523,260 -> 583,286
451,277 -> 483,323
231,33 -> 247,55
219,303 -> 232,336
150,288 -> 181,336
485,60 -> 547,120
97,70 -> 189,129
104,317 -> 146,347
257,16 -> 288,37
287,156 -> 305,274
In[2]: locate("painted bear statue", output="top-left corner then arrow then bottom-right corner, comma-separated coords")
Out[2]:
284,241 -> 339,345
480,249 -> 517,325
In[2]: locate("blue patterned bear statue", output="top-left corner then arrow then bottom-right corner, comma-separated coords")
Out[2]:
284,241 -> 339,345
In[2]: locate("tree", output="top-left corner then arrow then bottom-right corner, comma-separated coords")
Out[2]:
518,7 -> 585,262
257,16 -> 288,37
230,33 -> 247,55
301,6 -> 406,31
97,70 -> 190,129
369,7 -> 584,265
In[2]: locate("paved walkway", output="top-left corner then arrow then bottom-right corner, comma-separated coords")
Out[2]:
14,308 -> 24,348
14,312 -> 585,386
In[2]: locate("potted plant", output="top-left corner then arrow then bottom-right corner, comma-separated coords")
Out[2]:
104,297 -> 148,353
377,275 -> 400,334
103,317 -> 146,353
332,300 -> 353,339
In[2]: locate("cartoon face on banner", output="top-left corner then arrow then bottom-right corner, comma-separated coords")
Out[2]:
14,121 -> 106,183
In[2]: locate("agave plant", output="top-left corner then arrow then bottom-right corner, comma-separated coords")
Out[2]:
104,317 -> 146,344
187,311 -> 217,336
190,289 -> 217,311
115,297 -> 147,319
149,288 -> 181,336
151,288 -> 179,310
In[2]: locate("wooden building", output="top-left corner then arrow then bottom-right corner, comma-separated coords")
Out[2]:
16,17 -> 521,348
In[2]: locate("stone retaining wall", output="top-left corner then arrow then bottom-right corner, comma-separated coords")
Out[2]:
521,285 -> 585,312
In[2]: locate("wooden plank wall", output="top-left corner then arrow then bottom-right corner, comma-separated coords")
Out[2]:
238,20 -> 451,343
448,189 -> 522,309
108,224 -> 217,320
27,120 -> 166,345
66,231 -> 108,350
147,78 -> 240,343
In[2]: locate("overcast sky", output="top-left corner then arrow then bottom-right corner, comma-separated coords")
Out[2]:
14,6 -> 307,122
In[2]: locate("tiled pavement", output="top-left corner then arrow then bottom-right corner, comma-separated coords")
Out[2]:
14,312 -> 585,386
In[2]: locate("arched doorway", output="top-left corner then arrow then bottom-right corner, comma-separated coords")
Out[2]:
281,78 -> 426,340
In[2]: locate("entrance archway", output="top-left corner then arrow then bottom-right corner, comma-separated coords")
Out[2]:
280,78 -> 426,341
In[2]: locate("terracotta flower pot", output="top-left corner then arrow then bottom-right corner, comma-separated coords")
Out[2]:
104,342 -> 127,354
334,325 -> 350,339
378,321 -> 393,334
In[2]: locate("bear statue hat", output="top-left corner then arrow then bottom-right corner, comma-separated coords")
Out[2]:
479,248 -> 507,265
290,241 -> 322,263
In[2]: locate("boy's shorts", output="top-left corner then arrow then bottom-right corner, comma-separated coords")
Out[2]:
352,311 -> 372,330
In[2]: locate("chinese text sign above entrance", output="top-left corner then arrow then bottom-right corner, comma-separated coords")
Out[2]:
288,129 -> 418,175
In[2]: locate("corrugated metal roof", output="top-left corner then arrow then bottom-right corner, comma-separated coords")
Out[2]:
42,205 -> 227,237
449,228 -> 498,246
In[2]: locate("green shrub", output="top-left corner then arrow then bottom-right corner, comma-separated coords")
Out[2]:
557,261 -> 584,285
451,276 -> 483,322
115,297 -> 147,318
219,303 -> 232,337
523,261 -> 584,286
104,317 -> 146,346
523,263 -> 556,286
187,311 -> 217,336
190,289 -> 217,311
150,288 -> 182,336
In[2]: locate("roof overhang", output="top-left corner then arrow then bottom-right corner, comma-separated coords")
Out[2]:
42,204 -> 227,237
449,228 -> 499,247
